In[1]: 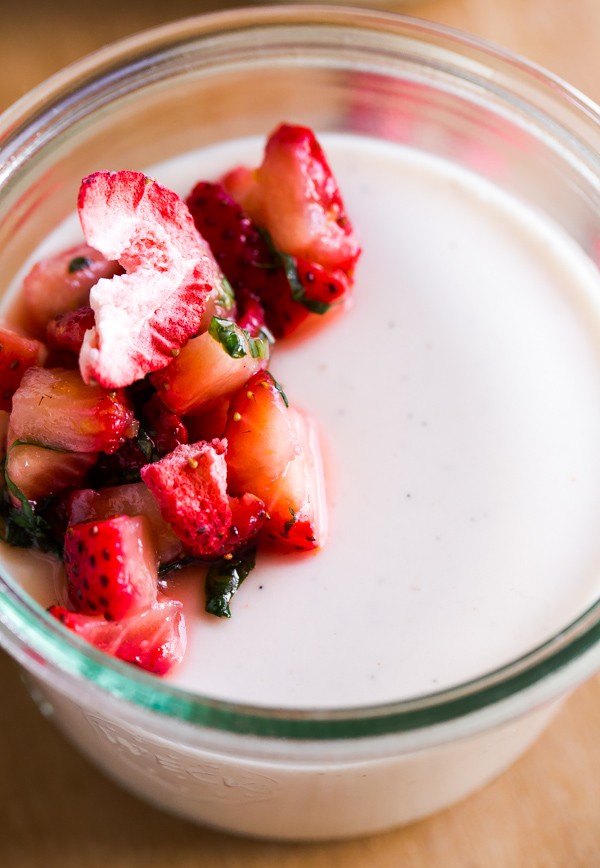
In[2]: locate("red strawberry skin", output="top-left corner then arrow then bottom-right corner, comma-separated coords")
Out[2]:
64,515 -> 158,620
67,483 -> 184,565
225,124 -> 361,273
77,171 -> 224,388
0,326 -> 47,411
141,439 -> 233,558
10,366 -> 138,453
141,393 -> 188,456
186,181 -> 309,339
49,600 -> 186,675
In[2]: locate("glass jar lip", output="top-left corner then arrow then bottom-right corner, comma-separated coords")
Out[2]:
2,4 -> 600,740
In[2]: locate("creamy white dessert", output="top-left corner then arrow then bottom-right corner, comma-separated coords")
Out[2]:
4,133 -> 600,711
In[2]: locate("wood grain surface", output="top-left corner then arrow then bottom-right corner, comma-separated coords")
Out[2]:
2,1 -> 600,866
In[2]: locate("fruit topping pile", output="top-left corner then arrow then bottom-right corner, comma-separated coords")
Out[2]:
0,124 -> 360,676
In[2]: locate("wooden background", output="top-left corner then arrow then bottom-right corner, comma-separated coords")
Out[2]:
1,1 -> 600,865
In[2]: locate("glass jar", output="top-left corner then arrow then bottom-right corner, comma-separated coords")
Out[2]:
1,5 -> 600,841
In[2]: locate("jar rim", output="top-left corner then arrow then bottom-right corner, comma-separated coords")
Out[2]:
1,4 -> 600,740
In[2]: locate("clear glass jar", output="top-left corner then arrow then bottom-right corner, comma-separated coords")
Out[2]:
1,5 -> 600,841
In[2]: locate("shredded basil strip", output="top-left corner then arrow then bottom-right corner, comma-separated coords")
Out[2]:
205,547 -> 257,618
219,276 -> 236,310
68,255 -> 92,273
208,316 -> 269,361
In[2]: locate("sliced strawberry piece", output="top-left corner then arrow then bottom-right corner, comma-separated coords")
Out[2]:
23,244 -> 122,336
186,180 -> 309,339
224,370 -> 299,497
295,259 -> 350,309
64,515 -> 158,620
224,372 -> 326,552
67,482 -> 183,565
49,599 -> 186,675
226,123 -> 361,272
77,171 -> 224,388
184,397 -> 230,443
141,439 -> 232,559
229,492 -> 267,550
0,326 -> 47,412
150,322 -> 269,416
6,443 -> 97,506
260,408 -> 327,552
46,306 -> 95,355
10,367 -> 138,453
141,393 -> 188,456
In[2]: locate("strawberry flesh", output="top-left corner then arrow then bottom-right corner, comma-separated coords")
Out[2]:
10,367 -> 138,454
23,244 -> 122,336
7,443 -> 97,506
141,392 -> 188,456
77,170 -> 224,388
49,599 -> 186,675
64,514 -> 158,620
225,123 -> 360,272
0,326 -> 47,412
46,306 -> 95,355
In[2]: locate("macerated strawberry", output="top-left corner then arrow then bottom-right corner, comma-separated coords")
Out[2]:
184,397 -> 230,443
224,372 -> 326,552
49,599 -> 186,675
186,181 -> 309,338
229,492 -> 267,550
295,259 -> 350,309
67,482 -> 184,565
260,407 -> 327,552
46,306 -> 95,355
64,515 -> 158,620
77,171 -> 224,388
140,439 -> 232,559
23,244 -> 122,336
224,370 -> 299,497
6,443 -> 97,506
225,123 -> 361,272
141,393 -> 188,456
10,367 -> 138,453
0,326 -> 47,412
150,321 -> 269,416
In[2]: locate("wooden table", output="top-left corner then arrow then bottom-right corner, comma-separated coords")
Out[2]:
2,1 -> 600,865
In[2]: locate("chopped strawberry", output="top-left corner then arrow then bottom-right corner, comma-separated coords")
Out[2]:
141,439 -> 233,558
141,393 -> 188,456
46,306 -> 95,355
224,372 -> 326,552
49,599 -> 186,675
224,370 -> 299,497
10,367 -> 138,453
229,492 -> 267,550
6,442 -> 97,506
23,244 -> 122,336
295,259 -> 350,309
224,123 -> 361,272
64,515 -> 158,620
186,180 -> 309,338
184,397 -> 230,443
150,322 -> 269,416
0,326 -> 47,411
260,408 -> 327,551
77,170 -> 224,388
67,482 -> 184,565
